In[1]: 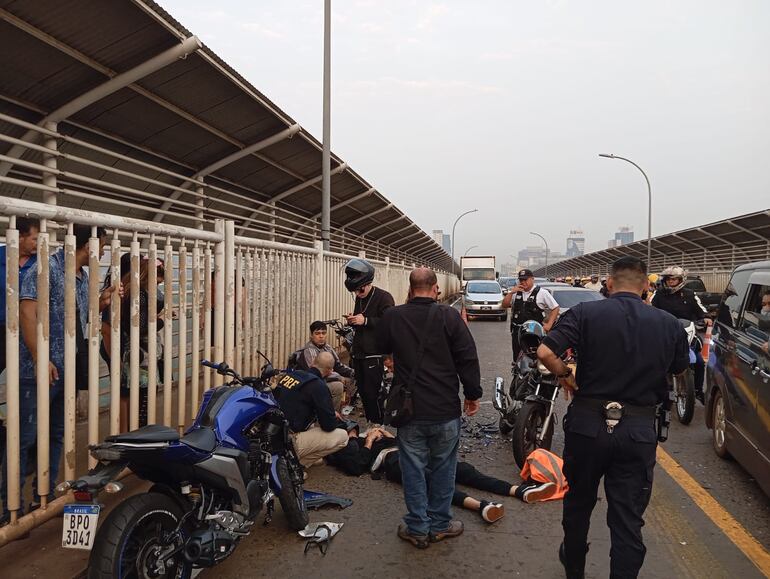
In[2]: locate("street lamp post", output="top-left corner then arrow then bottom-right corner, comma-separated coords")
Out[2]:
450,209 -> 478,275
463,245 -> 478,257
599,153 -> 652,266
530,231 -> 549,277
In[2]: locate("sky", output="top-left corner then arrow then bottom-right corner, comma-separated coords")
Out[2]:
160,0 -> 769,264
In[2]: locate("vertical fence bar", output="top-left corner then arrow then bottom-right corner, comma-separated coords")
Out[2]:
277,252 -> 286,367
163,238 -> 173,426
191,241 -> 201,417
109,234 -> 121,434
177,243 -> 187,431
129,236 -> 140,431
214,222 -> 225,386
224,221 -> 235,368
313,241 -> 323,321
35,225 -> 51,505
290,253 -> 298,355
243,250 -> 252,377
5,221 -> 20,521
268,250 -> 277,363
252,249 -> 261,372
203,243 -> 212,390
147,236 -> 158,425
62,224 -> 80,480
87,230 -> 100,470
235,248 -> 243,371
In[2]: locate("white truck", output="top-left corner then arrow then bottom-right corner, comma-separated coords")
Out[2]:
460,255 -> 497,288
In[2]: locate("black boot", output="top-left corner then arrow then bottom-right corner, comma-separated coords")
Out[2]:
559,541 -> 588,579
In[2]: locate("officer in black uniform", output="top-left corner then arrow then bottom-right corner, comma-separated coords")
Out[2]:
502,269 -> 559,363
537,257 -> 689,579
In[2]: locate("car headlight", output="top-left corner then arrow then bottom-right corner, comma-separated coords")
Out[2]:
465,299 -> 475,305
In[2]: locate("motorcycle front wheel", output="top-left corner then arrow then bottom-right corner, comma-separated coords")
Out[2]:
675,370 -> 696,425
512,401 -> 554,469
276,456 -> 309,531
88,492 -> 191,579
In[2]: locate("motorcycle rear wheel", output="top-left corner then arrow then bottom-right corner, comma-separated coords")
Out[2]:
276,456 -> 309,531
675,370 -> 696,425
512,401 -> 554,470
88,492 -> 191,579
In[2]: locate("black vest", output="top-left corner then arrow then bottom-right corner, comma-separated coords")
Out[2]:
511,286 -> 545,327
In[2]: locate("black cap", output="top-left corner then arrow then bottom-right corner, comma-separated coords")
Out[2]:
518,269 -> 534,279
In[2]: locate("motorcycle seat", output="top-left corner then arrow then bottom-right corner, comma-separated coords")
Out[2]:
106,424 -> 180,444
180,426 -> 218,453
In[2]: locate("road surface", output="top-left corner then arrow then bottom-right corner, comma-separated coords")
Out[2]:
202,315 -> 770,579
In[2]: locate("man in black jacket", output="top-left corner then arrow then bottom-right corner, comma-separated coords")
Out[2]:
344,259 -> 395,426
272,352 -> 347,469
379,268 -> 482,549
651,265 -> 711,403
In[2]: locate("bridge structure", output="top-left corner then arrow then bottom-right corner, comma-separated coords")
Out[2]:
0,0 -> 458,544
533,209 -> 770,291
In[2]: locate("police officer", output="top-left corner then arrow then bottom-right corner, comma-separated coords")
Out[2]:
651,266 -> 712,403
537,257 -> 689,579
502,269 -> 559,363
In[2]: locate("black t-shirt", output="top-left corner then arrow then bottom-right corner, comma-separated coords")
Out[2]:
272,368 -> 337,433
351,286 -> 395,357
543,292 -> 690,407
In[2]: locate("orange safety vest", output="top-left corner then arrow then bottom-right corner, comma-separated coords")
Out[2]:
519,448 -> 569,501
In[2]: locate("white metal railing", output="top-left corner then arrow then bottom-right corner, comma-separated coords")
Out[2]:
0,196 -> 458,543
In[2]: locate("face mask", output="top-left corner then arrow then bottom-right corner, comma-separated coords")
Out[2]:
761,305 -> 770,315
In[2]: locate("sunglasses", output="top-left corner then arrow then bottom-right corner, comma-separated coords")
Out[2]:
354,285 -> 370,294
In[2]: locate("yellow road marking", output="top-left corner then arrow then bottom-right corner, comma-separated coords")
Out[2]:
657,446 -> 770,578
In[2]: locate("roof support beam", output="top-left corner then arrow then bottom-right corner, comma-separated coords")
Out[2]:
267,163 -> 348,205
152,123 -> 300,222
378,224 -> 418,244
365,215 -> 408,236
236,162 -> 347,235
0,33 -> 202,177
342,203 -> 393,229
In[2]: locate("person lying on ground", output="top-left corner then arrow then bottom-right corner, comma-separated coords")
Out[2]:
325,424 -> 558,523
272,351 -> 347,470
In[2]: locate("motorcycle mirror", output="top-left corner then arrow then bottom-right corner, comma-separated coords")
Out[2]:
261,364 -> 275,380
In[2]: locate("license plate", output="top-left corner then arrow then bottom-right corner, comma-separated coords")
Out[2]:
481,306 -> 491,310
62,504 -> 100,550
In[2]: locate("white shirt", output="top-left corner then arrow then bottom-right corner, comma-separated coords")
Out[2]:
584,281 -> 602,291
520,285 -> 559,312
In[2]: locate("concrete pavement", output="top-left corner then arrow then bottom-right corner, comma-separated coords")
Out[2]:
201,316 -> 770,579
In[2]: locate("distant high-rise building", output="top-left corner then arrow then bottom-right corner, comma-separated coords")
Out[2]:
608,227 -> 634,248
566,229 -> 585,257
614,226 -> 634,246
431,229 -> 451,253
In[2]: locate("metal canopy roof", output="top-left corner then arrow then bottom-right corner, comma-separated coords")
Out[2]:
0,0 -> 450,269
534,209 -> 770,276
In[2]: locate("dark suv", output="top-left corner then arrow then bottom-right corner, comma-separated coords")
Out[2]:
705,261 -> 770,497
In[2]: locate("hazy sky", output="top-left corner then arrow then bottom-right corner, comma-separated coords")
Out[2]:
161,0 -> 769,263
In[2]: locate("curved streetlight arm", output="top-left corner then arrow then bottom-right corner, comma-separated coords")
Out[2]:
463,245 -> 479,257
599,153 -> 652,266
529,231 -> 549,277
450,208 -> 478,275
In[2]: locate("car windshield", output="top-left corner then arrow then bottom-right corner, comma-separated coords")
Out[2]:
685,279 -> 707,292
467,282 -> 501,294
552,290 -> 605,308
499,277 -> 515,288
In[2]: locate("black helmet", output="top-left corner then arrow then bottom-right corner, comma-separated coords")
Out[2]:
344,258 -> 375,292
518,321 -> 546,355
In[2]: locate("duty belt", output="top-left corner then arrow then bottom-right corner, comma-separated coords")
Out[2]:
571,396 -> 656,433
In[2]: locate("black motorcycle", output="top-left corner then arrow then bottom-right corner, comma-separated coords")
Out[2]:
494,321 -> 569,469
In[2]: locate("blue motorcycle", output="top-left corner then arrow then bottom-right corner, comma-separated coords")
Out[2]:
59,358 -> 308,578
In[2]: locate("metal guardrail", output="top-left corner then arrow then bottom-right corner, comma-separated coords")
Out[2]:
0,197 -> 458,544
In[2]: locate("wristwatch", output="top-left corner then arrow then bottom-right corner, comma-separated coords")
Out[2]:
557,367 -> 573,379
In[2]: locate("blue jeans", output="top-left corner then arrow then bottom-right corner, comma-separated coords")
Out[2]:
397,417 -> 461,536
1,377 -> 65,514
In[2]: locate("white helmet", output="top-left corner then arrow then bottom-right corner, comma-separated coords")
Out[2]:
661,266 -> 686,293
